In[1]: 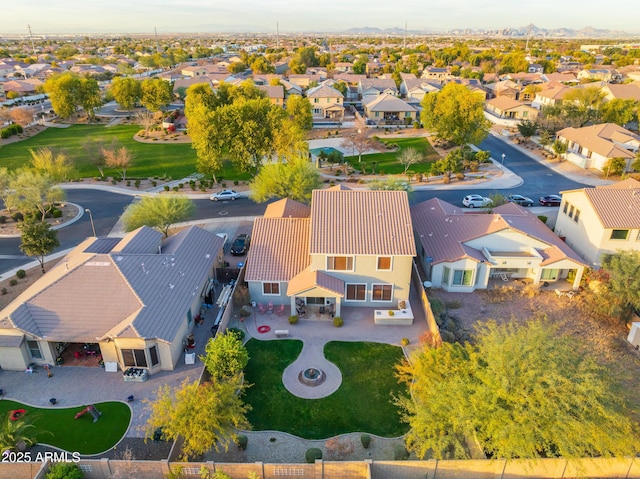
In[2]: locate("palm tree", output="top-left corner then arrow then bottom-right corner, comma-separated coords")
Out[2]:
0,412 -> 39,451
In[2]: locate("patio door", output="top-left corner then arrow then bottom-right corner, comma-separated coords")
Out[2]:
541,269 -> 559,281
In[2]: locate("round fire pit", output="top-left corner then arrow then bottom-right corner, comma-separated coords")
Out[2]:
298,367 -> 326,387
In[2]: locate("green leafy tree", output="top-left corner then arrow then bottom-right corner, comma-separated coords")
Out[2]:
599,98 -> 638,126
110,76 -> 142,113
9,169 -> 65,221
420,82 -> 490,147
562,86 -> 606,127
77,76 -> 102,120
396,318 -> 639,460
431,149 -> 463,177
604,157 -> 627,176
18,218 -> 60,274
598,250 -> 640,321
140,77 -> 173,112
250,56 -> 275,74
122,196 -> 195,237
516,119 -> 538,141
250,157 -> 321,204
0,167 -> 16,213
30,147 -> 75,182
43,72 -> 80,119
201,330 -> 249,381
552,139 -> 567,158
285,94 -> 313,132
498,51 -> 529,73
539,128 -> 552,147
227,62 -> 248,74
632,151 -> 640,172
144,376 -> 250,459
44,463 -> 83,479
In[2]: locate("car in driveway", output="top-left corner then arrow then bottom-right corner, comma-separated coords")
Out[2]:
506,194 -> 534,207
539,195 -> 562,207
230,234 -> 250,256
463,194 -> 493,208
210,189 -> 240,201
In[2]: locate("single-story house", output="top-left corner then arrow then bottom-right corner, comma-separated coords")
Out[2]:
485,96 -> 539,122
362,93 -> 418,125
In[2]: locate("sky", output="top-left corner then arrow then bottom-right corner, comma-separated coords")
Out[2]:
4,0 -> 639,35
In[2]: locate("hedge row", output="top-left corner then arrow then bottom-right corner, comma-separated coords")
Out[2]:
1,124 -> 23,139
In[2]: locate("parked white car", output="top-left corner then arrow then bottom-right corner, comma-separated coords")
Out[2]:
210,189 -> 240,201
462,194 -> 493,208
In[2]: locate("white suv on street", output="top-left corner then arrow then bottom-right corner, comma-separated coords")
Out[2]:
462,194 -> 493,208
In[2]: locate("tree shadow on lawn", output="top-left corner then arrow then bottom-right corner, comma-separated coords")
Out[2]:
243,339 -> 408,440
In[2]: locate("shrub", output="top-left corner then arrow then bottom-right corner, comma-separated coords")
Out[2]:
44,463 -> 83,479
1,288 -> 7,295
361,434 -> 371,449
172,186 -> 179,192
163,185 -> 170,191
455,172 -> 465,181
234,180 -> 239,186
288,315 -> 298,325
305,448 -> 322,463
11,212 -> 24,222
388,310 -> 395,316
16,269 -> 26,279
9,279 -> 18,286
178,183 -> 184,188
135,180 -> 141,188
126,180 -> 131,187
0,216 -> 6,224
393,444 -> 410,460
52,208 -> 63,218
227,327 -> 245,341
236,434 -> 248,450
221,183 -> 227,188
400,337 -> 410,346
445,300 -> 462,309
537,215 -> 548,224
333,316 -> 343,327
152,181 -> 157,187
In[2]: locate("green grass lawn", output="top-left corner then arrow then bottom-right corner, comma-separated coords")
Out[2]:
344,136 -> 440,175
0,125 -> 251,181
243,339 -> 408,439
0,400 -> 131,455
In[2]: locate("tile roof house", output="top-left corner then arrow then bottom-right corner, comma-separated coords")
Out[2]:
257,84 -> 285,107
306,84 -> 344,121
358,78 -> 398,100
411,198 -> 586,292
362,93 -> 418,126
555,178 -> 640,267
245,188 -> 416,324
556,123 -> 640,171
485,96 -> 539,122
601,83 -> 640,102
0,226 -> 223,373
531,84 -> 572,109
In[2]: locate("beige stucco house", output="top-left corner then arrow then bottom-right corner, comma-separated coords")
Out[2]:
556,123 -> 640,171
485,96 -> 539,122
362,93 -> 418,125
306,84 -> 344,121
0,226 -> 223,374
411,199 -> 586,292
245,187 -> 416,323
555,179 -> 640,267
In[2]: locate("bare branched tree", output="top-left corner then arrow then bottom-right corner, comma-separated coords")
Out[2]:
398,147 -> 424,174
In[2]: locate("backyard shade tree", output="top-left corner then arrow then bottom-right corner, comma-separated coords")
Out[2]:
140,77 -> 173,112
420,82 -> 490,147
122,196 -> 195,237
18,218 -> 60,274
201,330 -> 250,381
43,72 -> 81,119
250,156 -> 321,204
144,376 -> 250,459
110,77 -> 142,113
516,119 -> 538,141
76,76 -> 102,121
396,318 -> 639,460
598,250 -> 640,321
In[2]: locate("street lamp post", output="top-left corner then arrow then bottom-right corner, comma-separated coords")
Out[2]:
85,208 -> 96,237
501,153 -> 506,169
357,129 -> 362,163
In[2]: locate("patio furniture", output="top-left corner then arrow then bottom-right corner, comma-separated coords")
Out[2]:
275,304 -> 286,316
275,330 -> 290,338
258,303 -> 266,314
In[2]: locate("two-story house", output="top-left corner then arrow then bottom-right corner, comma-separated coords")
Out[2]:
555,179 -> 640,267
245,188 -> 416,324
306,84 -> 344,121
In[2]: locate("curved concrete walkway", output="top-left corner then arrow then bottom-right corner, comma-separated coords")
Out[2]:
281,341 -> 342,399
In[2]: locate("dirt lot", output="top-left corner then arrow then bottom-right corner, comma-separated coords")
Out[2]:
430,284 -> 640,419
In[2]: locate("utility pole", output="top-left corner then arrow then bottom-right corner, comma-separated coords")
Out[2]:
27,24 -> 36,56
404,22 -> 407,50
154,26 -> 160,54
276,22 -> 279,49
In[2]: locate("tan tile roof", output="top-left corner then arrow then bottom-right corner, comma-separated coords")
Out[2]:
411,198 -> 586,267
486,96 -> 529,111
603,83 -> 640,101
264,198 -> 311,218
287,267 -> 345,296
363,93 -> 417,113
257,84 -> 284,99
557,123 -> 639,160
310,189 -> 416,256
245,217 -> 310,282
306,84 -> 343,98
537,85 -> 571,100
360,78 -> 397,92
563,178 -> 640,228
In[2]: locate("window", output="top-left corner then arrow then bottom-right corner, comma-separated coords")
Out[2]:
346,284 -> 366,301
313,98 -> 318,103
149,346 -> 159,367
637,231 -> 640,241
452,270 -> 474,286
27,340 -> 42,359
563,202 -> 568,214
372,284 -> 393,301
611,229 -> 629,240
442,267 -> 450,285
568,205 -> 574,218
122,349 -> 148,368
263,282 -> 280,295
327,256 -> 353,271
573,209 -> 580,223
377,256 -> 392,271
306,297 -> 325,305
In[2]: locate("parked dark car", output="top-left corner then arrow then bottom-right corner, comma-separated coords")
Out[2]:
539,195 -> 562,206
230,234 -> 250,256
506,194 -> 534,207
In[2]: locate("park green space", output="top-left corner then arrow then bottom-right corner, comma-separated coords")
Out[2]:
0,400 -> 131,455
0,125 -> 251,181
243,339 -> 408,439
344,136 -> 439,175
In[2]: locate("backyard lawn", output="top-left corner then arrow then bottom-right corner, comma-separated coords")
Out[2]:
0,125 -> 251,181
344,136 -> 440,175
243,339 -> 408,439
0,400 -> 131,455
